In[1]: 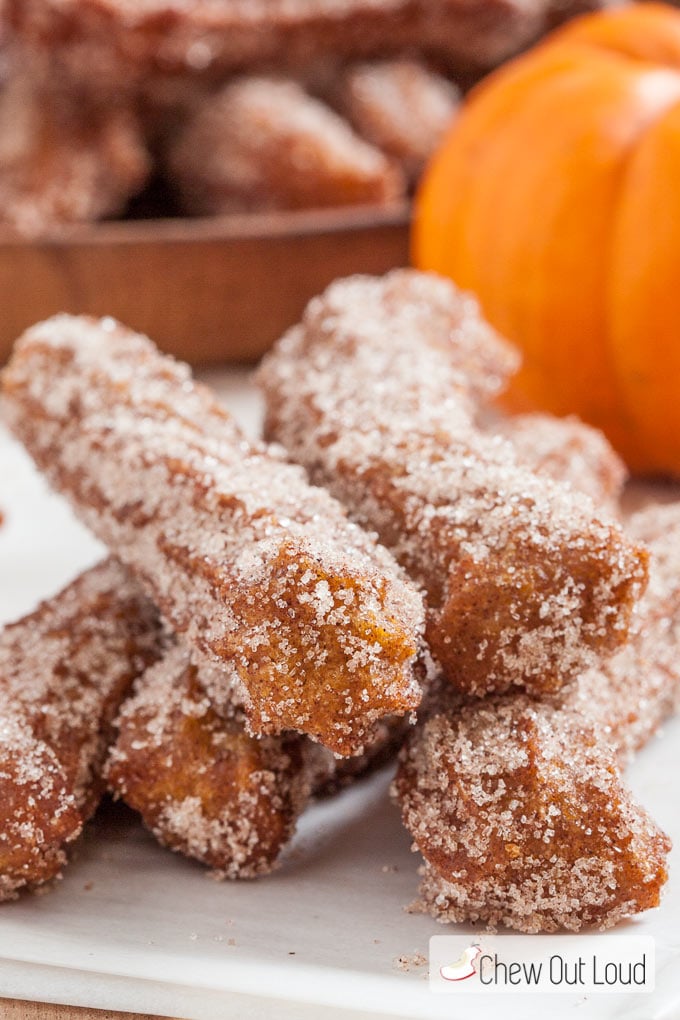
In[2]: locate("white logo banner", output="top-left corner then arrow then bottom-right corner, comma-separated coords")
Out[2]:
430,934 -> 654,994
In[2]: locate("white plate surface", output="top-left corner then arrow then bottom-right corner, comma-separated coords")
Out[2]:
0,372 -> 679,1020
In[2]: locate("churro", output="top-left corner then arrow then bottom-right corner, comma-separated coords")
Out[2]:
106,641 -> 412,876
495,412 -> 627,513
167,77 -> 405,215
576,502 -> 680,761
1,314 -> 424,756
7,0 -> 547,86
0,60 -> 149,234
397,694 -> 670,933
336,59 -> 459,184
259,270 -> 648,698
0,559 -> 164,900
106,645 -> 321,878
395,505 -> 680,932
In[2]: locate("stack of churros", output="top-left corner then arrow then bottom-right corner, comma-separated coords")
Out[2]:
259,271 -> 648,698
0,0 -> 616,232
259,268 -> 680,932
0,306 -> 426,892
1,268 -> 679,939
395,500 -> 680,932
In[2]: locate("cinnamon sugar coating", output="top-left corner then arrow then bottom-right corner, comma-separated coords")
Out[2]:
106,642 -> 410,877
0,59 -> 149,235
1,314 -> 424,756
575,503 -> 680,762
0,713 -> 81,903
395,507 -> 680,932
495,412 -> 627,515
0,559 -> 164,900
6,0 -> 547,87
106,645 -> 318,878
396,699 -> 670,933
336,59 -> 459,184
259,270 -> 648,698
167,77 -> 405,215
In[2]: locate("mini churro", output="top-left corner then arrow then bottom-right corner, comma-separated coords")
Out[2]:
396,506 -> 680,932
0,61 -> 149,234
397,695 -> 670,933
106,645 -> 318,878
0,559 -> 164,900
1,315 -> 424,756
259,270 -> 648,698
167,77 -> 405,215
575,502 -> 680,762
336,59 -> 459,184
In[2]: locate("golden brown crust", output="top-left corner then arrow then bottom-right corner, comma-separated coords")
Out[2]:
259,270 -> 648,699
0,711 -> 82,902
168,77 -> 405,215
494,412 -> 627,515
396,698 -> 670,932
1,314 -> 424,756
395,506 -> 680,931
0,559 -> 165,900
106,646 -> 317,878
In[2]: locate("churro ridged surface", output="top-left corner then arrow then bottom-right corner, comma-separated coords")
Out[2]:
1,314 -> 424,756
106,645 -> 319,879
0,558 -> 164,900
259,270 -> 648,698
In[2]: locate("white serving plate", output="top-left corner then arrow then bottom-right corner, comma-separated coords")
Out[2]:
0,372 -> 678,1020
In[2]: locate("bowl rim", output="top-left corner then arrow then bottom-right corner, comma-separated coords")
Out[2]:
0,202 -> 412,248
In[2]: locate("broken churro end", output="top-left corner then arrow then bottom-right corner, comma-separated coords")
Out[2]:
106,647 -> 316,878
1,313 -> 425,758
395,697 -> 670,933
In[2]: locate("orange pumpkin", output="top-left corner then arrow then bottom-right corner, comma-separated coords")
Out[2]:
414,3 -> 680,475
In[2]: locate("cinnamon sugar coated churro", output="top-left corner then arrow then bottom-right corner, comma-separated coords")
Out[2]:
337,59 -> 459,183
168,77 -> 405,215
0,63 -> 149,234
7,0 -> 548,85
396,695 -> 671,933
1,314 -> 425,756
106,645 -> 319,878
395,507 -> 680,932
0,559 -> 164,900
259,270 -> 648,698
495,412 -> 627,514
575,503 -> 680,761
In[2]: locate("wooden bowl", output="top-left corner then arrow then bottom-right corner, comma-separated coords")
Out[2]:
0,204 -> 410,365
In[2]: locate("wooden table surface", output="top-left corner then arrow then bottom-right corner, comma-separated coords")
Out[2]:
1,1002 -> 180,1019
